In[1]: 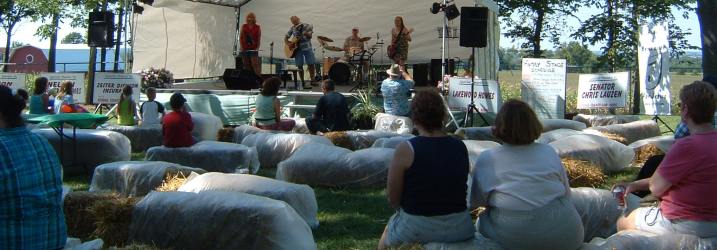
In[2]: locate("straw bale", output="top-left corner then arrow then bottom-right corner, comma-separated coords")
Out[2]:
155,172 -> 189,192
324,131 -> 354,150
600,131 -> 628,145
634,144 -> 664,164
561,158 -> 607,188
217,127 -> 235,142
64,192 -> 119,240
88,196 -> 139,247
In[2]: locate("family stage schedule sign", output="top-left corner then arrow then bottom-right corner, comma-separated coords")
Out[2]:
577,72 -> 630,109
521,58 -> 567,119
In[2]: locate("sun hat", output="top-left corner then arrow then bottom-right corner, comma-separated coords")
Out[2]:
386,64 -> 402,76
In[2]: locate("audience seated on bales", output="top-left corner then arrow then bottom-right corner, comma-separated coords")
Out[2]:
673,75 -> 717,139
381,64 -> 414,117
252,77 -> 295,131
470,99 -> 584,249
378,89 -> 474,249
162,92 -> 195,148
116,85 -> 136,126
0,85 -> 67,249
616,81 -> 717,238
306,79 -> 350,134
28,77 -> 54,114
139,87 -> 165,126
54,80 -> 88,113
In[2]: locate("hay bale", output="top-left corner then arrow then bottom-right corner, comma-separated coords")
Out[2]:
88,196 -> 138,247
217,127 -> 235,142
561,158 -> 607,188
584,120 -> 660,145
572,114 -> 640,127
633,144 -> 665,164
155,172 -> 190,192
89,161 -> 206,197
324,131 -> 354,150
64,191 -> 138,246
599,131 -> 628,145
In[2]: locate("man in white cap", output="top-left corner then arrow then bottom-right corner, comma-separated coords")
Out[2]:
380,64 -> 414,117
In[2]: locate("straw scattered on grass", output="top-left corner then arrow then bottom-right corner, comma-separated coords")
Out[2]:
156,171 -> 189,192
600,131 -> 628,145
633,144 -> 664,165
324,131 -> 354,150
217,127 -> 235,142
561,158 -> 607,188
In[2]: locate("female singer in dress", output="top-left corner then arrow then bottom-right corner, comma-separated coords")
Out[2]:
240,12 -> 262,75
390,16 -> 412,68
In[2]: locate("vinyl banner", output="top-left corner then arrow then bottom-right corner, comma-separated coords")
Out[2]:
521,58 -> 567,119
0,73 -> 26,92
638,22 -> 671,116
40,73 -> 86,104
447,77 -> 501,113
93,73 -> 141,104
577,72 -> 630,109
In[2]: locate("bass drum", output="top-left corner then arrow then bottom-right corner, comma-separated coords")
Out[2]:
328,61 -> 353,84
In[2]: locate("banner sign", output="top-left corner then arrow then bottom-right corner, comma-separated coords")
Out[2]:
93,73 -> 141,104
638,22 -> 671,115
577,72 -> 630,109
0,73 -> 26,92
521,58 -> 567,119
40,73 -> 86,104
447,77 -> 501,113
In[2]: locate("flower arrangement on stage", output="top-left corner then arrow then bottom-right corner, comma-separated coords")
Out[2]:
140,67 -> 174,92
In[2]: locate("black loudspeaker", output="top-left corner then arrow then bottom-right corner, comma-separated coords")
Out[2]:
430,59 -> 455,85
223,69 -> 260,90
460,7 -> 488,48
88,11 -> 115,47
412,63 -> 429,86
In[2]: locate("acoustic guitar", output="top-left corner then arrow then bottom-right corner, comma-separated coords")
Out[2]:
284,37 -> 299,58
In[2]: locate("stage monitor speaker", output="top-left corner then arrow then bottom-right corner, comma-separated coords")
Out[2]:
88,11 -> 115,47
460,7 -> 488,48
412,63 -> 430,86
223,69 -> 259,90
430,59 -> 455,85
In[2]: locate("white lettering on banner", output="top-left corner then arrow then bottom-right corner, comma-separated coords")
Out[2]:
40,73 -> 86,104
521,58 -> 567,119
447,77 -> 501,113
93,72 -> 141,104
577,72 -> 629,109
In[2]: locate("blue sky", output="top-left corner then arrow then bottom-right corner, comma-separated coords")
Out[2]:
1,4 -> 702,52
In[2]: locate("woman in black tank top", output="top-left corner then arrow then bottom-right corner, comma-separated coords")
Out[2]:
378,89 -> 474,249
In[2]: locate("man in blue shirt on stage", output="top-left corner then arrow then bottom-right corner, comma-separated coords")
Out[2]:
285,16 -> 317,89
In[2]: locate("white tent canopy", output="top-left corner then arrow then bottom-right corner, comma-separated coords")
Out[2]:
132,0 -> 499,80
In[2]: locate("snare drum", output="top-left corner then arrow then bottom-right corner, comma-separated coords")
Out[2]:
328,61 -> 353,84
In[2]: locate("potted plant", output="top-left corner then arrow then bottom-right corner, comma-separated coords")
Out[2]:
351,89 -> 382,130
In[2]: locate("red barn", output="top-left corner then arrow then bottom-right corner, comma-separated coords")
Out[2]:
1,46 -> 48,73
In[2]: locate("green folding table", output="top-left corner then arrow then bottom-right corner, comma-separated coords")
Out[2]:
27,113 -> 109,166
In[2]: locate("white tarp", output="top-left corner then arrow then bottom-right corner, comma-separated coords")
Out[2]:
133,0 -> 500,80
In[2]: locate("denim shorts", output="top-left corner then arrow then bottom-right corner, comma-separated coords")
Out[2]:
242,50 -> 258,57
385,209 -> 474,246
294,48 -> 316,68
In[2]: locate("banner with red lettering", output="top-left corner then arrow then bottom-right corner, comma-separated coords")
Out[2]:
0,73 -> 26,92
447,77 -> 501,113
93,72 -> 141,104
577,72 -> 629,109
40,73 -> 86,104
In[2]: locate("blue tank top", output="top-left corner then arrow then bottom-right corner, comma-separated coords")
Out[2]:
401,136 -> 469,216
29,95 -> 48,114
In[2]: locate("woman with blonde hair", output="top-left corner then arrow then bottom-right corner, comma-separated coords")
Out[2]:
470,99 -> 584,249
240,12 -> 262,75
116,85 -> 136,125
389,16 -> 413,68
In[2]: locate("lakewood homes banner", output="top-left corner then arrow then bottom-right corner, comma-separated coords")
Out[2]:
577,72 -> 630,109
0,73 -> 26,92
447,77 -> 501,113
93,73 -> 141,104
638,22 -> 671,116
521,58 -> 567,119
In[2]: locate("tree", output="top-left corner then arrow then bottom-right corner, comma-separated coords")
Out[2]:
1,1 -> 34,70
554,42 -> 598,73
498,0 -> 581,58
498,47 -> 522,70
11,41 -> 28,48
61,32 -> 85,44
698,0 -> 716,76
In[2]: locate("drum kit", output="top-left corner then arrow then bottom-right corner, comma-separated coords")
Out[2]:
316,35 -> 383,88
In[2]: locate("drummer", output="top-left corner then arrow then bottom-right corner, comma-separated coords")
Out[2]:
343,27 -> 368,81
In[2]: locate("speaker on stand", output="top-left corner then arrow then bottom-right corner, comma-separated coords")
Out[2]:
88,11 -> 115,47
412,63 -> 430,86
459,7 -> 488,48
223,69 -> 260,90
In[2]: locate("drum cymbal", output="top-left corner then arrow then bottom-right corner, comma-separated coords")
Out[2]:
324,45 -> 344,52
359,37 -> 371,42
317,36 -> 334,42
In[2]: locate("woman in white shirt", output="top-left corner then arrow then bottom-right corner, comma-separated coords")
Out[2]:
470,99 -> 584,250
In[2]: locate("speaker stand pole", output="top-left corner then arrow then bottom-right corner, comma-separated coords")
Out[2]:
270,41 -> 274,74
463,47 -> 488,127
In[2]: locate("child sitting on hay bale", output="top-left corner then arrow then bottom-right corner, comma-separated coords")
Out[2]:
116,85 -> 136,126
162,92 -> 195,148
470,99 -> 584,249
252,77 -> 295,131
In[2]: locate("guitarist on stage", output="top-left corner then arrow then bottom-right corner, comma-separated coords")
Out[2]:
285,16 -> 317,89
